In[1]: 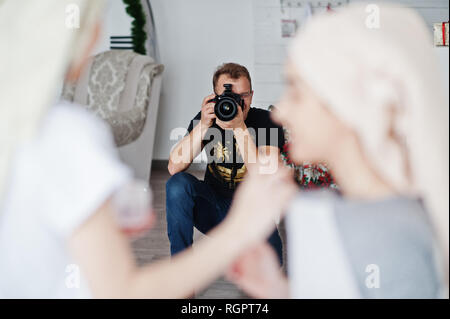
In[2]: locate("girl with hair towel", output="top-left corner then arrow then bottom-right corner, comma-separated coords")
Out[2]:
227,3 -> 449,299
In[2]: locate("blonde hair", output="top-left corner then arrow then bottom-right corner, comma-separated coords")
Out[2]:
0,0 -> 105,204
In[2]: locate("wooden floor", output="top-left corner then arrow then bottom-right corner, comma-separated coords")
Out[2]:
131,167 -> 286,299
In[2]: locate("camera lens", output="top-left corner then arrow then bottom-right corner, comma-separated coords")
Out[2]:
220,102 -> 233,115
215,99 -> 238,121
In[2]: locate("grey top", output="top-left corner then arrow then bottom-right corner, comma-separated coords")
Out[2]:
286,191 -> 444,299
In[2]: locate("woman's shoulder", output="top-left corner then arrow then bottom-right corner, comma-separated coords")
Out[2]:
41,101 -> 113,145
287,191 -> 444,298
289,190 -> 437,253
333,196 -> 443,298
332,195 -> 434,240
24,101 -> 130,236
289,190 -> 432,230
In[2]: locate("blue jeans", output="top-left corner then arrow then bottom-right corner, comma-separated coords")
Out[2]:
166,172 -> 283,265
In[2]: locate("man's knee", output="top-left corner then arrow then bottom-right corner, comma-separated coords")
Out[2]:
166,172 -> 195,201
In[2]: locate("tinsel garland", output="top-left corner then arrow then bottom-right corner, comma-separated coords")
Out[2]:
123,0 -> 147,55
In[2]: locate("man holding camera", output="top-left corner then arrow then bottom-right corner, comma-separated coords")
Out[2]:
166,63 -> 285,265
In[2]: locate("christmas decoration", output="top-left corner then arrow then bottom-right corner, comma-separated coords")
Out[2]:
281,135 -> 337,190
123,0 -> 147,55
434,22 -> 449,46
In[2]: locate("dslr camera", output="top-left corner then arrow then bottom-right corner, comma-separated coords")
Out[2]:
209,84 -> 244,122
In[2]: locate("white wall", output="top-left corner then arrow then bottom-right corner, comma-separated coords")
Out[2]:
93,0 -> 133,55
151,0 -> 448,160
150,0 -> 255,160
252,0 -> 449,106
92,0 -> 255,161
96,0 -> 448,161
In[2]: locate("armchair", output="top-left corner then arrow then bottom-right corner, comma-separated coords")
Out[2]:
61,49 -> 164,183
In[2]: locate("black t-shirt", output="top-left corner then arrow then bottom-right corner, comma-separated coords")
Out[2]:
186,107 -> 285,198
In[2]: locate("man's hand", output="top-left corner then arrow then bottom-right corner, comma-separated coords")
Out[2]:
201,94 -> 217,128
216,104 -> 246,131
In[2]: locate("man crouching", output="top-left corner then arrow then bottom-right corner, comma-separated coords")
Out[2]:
166,63 -> 286,265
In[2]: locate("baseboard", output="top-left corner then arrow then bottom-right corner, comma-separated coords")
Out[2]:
151,160 -> 207,172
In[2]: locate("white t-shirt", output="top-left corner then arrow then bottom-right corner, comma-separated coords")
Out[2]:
0,102 -> 131,298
